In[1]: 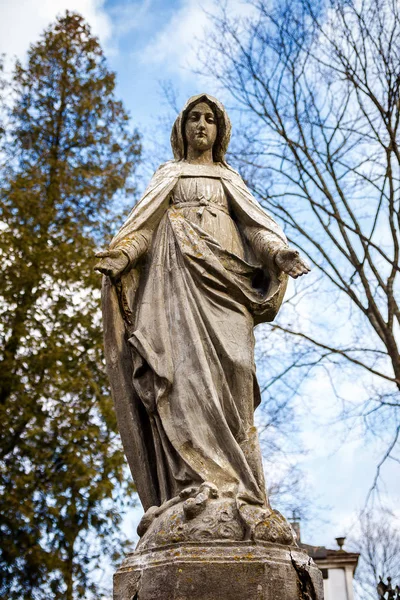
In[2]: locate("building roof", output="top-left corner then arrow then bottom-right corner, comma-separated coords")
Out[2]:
289,521 -> 360,574
299,542 -> 360,573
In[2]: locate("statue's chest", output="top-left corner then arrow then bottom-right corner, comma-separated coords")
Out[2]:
170,177 -> 244,258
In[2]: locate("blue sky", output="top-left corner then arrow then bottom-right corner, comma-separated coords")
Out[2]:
0,0 -> 247,144
1,0 -> 398,555
103,0 -> 189,129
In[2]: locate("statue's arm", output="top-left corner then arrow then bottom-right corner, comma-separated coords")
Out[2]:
95,163 -> 178,279
242,225 -> 287,273
115,229 -> 152,267
94,229 -> 152,279
242,224 -> 311,279
224,169 -> 310,278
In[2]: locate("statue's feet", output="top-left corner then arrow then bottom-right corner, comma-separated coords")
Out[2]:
183,493 -> 207,519
183,481 -> 219,519
137,487 -> 199,537
138,482 -> 220,537
137,484 -> 248,550
238,503 -> 296,545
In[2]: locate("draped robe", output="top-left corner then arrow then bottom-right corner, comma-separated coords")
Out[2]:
102,160 -> 289,513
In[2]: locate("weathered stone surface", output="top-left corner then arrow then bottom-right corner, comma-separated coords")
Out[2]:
98,94 -> 310,522
97,94 -> 317,600
136,484 -> 295,551
114,541 -> 324,600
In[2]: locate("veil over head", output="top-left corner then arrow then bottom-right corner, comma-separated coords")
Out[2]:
170,93 -> 232,163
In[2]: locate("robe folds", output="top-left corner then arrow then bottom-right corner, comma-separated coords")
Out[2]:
102,160 -> 289,512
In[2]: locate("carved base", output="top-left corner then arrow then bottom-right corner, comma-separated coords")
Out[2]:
113,541 -> 324,600
136,483 -> 296,550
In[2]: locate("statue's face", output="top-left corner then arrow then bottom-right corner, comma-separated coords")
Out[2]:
185,102 -> 217,154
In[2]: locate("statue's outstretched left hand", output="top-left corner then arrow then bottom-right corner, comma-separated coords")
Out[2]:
275,248 -> 311,279
94,249 -> 129,279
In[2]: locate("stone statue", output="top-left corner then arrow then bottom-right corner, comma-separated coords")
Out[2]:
95,94 -> 322,600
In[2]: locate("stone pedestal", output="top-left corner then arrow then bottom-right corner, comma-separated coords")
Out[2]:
113,541 -> 324,600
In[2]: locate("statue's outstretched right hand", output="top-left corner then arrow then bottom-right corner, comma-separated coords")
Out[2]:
94,248 -> 129,279
274,248 -> 311,279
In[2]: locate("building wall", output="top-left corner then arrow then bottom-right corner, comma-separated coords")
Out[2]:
323,567 -> 355,600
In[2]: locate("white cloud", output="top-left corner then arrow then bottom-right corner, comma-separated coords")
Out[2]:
140,0 -> 256,74
0,0 -> 112,62
140,0 -> 211,70
108,0 -> 152,37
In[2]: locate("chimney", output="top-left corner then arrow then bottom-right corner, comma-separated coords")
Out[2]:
289,511 -> 301,543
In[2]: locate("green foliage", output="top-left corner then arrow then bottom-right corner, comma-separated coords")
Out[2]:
0,12 -> 141,599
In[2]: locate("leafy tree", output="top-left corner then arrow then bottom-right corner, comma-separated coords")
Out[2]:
200,0 -> 400,492
0,56 -> 6,138
0,12 -> 141,599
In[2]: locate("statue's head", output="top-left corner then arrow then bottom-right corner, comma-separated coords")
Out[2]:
171,93 -> 232,163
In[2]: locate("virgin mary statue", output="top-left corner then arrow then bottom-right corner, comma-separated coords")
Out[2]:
95,94 -> 310,549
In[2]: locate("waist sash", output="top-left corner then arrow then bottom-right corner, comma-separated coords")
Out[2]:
173,200 -> 230,217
